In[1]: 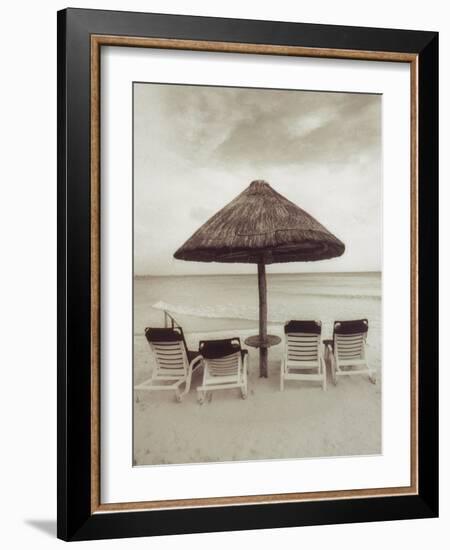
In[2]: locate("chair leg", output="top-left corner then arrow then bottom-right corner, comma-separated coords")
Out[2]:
332,358 -> 337,386
280,358 -> 285,391
182,372 -> 192,397
197,390 -> 205,405
241,362 -> 248,399
321,358 -> 327,391
174,389 -> 183,403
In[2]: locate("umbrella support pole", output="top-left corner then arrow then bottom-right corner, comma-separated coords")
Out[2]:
258,261 -> 268,378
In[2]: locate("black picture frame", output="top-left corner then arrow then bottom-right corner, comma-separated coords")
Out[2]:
57,7 -> 438,541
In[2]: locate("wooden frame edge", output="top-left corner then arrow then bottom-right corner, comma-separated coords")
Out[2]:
89,34 -> 419,514
92,488 -> 419,515
91,34 -> 417,62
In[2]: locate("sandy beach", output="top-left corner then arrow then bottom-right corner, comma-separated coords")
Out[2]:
133,287 -> 381,466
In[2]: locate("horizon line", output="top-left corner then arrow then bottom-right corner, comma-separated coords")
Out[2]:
135,270 -> 382,278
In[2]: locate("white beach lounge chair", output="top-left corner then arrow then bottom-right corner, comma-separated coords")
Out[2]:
196,338 -> 248,404
327,319 -> 376,385
280,320 -> 326,391
134,327 -> 203,402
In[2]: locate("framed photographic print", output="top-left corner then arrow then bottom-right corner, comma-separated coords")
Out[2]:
57,8 -> 438,541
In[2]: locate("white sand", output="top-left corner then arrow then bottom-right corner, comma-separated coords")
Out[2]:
133,327 -> 381,466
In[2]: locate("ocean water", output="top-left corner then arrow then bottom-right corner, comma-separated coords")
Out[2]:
134,272 -> 381,348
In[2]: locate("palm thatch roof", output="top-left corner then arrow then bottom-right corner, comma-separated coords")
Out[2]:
174,180 -> 345,264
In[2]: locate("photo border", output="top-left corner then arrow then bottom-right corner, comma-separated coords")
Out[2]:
57,8 -> 438,541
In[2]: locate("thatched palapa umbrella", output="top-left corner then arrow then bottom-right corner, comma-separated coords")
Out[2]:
174,180 -> 345,377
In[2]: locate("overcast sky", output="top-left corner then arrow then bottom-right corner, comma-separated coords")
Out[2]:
134,83 -> 381,276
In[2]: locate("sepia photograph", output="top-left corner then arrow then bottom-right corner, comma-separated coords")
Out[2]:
133,82 -> 382,467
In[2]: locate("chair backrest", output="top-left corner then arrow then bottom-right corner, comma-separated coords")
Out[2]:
333,319 -> 368,361
284,320 -> 321,362
199,338 -> 242,377
145,327 -> 188,375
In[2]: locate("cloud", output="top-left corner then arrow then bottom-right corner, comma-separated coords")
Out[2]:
133,83 -> 381,275
157,85 -> 380,169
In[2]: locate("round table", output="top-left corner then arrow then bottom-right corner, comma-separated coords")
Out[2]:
244,334 -> 282,349
244,334 -> 282,378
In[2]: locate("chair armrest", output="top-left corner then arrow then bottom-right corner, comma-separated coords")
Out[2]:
189,354 -> 204,370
